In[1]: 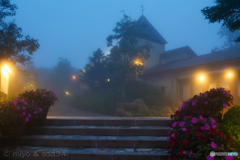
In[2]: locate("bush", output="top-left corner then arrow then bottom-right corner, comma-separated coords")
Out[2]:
125,81 -> 169,108
18,89 -> 58,125
0,88 -> 58,146
168,88 -> 235,160
72,87 -> 122,115
131,106 -> 173,117
220,105 -> 240,152
72,81 -> 170,116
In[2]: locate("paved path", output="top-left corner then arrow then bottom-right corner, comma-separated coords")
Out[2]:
47,101 -> 112,117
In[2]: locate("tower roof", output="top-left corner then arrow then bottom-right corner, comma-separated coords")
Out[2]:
135,15 -> 167,45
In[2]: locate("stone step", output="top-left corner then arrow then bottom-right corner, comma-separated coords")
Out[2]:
0,146 -> 170,160
26,126 -> 170,136
44,117 -> 172,127
13,135 -> 169,148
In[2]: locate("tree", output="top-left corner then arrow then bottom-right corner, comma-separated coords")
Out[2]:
107,14 -> 151,100
0,0 -> 40,65
218,26 -> 240,48
81,48 -> 110,91
201,0 -> 240,42
211,26 -> 240,53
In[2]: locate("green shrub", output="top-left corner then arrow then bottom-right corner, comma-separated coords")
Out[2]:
125,81 -> 169,108
131,106 -> 173,117
220,105 -> 240,152
72,87 -> 122,115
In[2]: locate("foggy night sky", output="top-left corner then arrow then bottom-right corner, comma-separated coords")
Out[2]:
9,0 -> 225,69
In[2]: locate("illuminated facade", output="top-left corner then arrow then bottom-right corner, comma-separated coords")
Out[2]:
139,45 -> 240,103
135,15 -> 240,103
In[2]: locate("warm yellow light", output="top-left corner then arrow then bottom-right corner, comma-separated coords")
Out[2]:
1,67 -> 9,94
4,66 -> 11,73
134,61 -> 143,65
66,92 -> 69,95
228,73 -> 232,77
199,76 -> 204,81
107,79 -> 110,82
72,76 -> 76,79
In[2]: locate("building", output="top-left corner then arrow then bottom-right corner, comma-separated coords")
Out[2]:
135,15 -> 240,103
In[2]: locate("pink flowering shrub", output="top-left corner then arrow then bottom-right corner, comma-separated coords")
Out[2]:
0,98 -> 33,139
0,89 -> 58,141
168,88 -> 235,160
18,88 -> 58,126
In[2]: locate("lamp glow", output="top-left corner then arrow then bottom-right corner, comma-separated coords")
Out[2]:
4,66 -> 11,73
199,76 -> 204,81
72,76 -> 76,79
228,73 -> 232,77
66,92 -> 69,95
107,79 -> 110,82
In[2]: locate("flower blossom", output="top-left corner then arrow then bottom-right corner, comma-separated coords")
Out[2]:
223,104 -> 227,108
182,128 -> 186,131
212,124 -> 216,129
180,150 -> 185,156
189,151 -> 192,157
204,101 -> 208,105
225,156 -> 233,160
204,124 -> 210,130
192,101 -> 196,106
211,142 -> 217,148
207,154 -> 215,160
191,118 -> 197,124
172,122 -> 177,128
179,121 -> 184,127
182,103 -> 185,108
25,117 -> 29,122
204,92 -> 208,97
13,101 -> 17,106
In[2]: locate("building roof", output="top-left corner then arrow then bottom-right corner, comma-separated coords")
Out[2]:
140,45 -> 240,76
160,46 -> 197,64
135,15 -> 167,45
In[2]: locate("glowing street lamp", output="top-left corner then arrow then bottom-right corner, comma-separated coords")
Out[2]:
1,65 -> 11,96
66,91 -> 69,95
107,79 -> 110,82
72,76 -> 76,80
228,73 -> 232,77
199,76 -> 204,81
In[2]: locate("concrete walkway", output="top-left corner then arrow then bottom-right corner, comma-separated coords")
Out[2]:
47,101 -> 112,117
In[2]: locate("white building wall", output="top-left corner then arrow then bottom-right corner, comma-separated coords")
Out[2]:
137,38 -> 165,71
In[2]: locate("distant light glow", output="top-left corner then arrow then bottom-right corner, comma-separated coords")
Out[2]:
66,92 -> 69,95
72,76 -> 76,79
228,73 -> 232,77
107,79 -> 110,81
134,61 -> 143,65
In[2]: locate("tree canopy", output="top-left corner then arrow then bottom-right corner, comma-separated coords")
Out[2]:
80,49 -> 110,91
201,0 -> 240,42
0,0 -> 40,65
81,15 -> 152,100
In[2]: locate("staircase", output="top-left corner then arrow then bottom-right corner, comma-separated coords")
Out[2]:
1,117 -> 171,160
